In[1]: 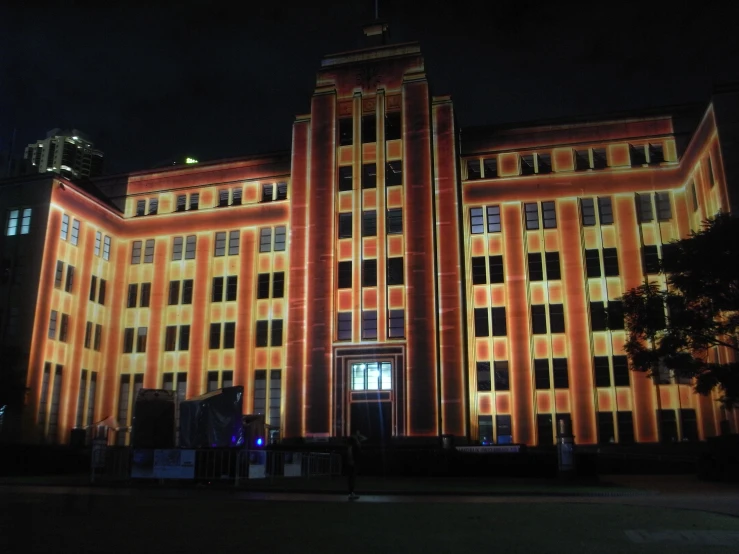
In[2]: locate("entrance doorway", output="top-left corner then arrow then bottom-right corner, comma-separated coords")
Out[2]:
348,362 -> 392,443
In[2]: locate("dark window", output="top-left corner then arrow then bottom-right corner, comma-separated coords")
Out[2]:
214,232 -> 227,257
630,144 -> 647,166
385,112 -> 401,141
607,301 -> 624,330
598,412 -> 615,444
362,211 -> 377,237
165,326 -> 177,351
54,260 -> 64,287
603,248 -> 619,277
262,184 -> 273,202
98,279 -> 106,305
186,235 -> 197,259
172,237 -> 183,261
642,245 -> 660,274
549,304 -> 565,333
127,284 -> 138,308
143,239 -> 154,263
362,311 -> 377,340
208,371 -> 219,392
386,208 -> 403,234
168,281 -> 180,305
524,203 -> 539,230
598,197 -> 614,224
337,313 -> 352,340
474,308 -> 489,337
209,323 -> 221,349
706,156 -> 714,187
592,148 -> 607,169
59,314 -> 69,342
521,154 -> 535,175
226,276 -> 238,301
479,415 -> 493,444
534,359 -> 550,389
338,261 -> 352,289
361,115 -> 376,143
123,328 -> 134,353
681,409 -> 699,441
274,226 -> 286,251
255,321 -> 269,347
90,276 -> 97,301
363,259 -> 377,287
339,166 -> 353,192
476,362 -> 491,391
590,302 -> 608,331
658,409 -> 678,443
181,279 -> 193,304
585,249 -> 601,278
189,194 -> 199,210
136,327 -> 148,353
494,361 -> 509,391
575,149 -> 590,171
486,205 -> 501,233
65,265 -> 75,292
140,283 -> 151,307
136,199 -> 146,216
84,322 -> 92,348
179,325 -> 190,351
48,310 -> 58,339
273,272 -> 284,298
594,357 -> 611,387
386,161 -> 402,186
470,207 -> 484,234
467,159 -> 481,180
648,296 -> 666,331
491,307 -> 507,336
637,194 -> 654,223
387,257 -> 404,286
617,411 -> 635,444
148,199 -> 158,215
489,255 -> 504,284
537,414 -> 554,446
224,322 -> 235,349
545,252 -> 561,280
339,118 -> 353,146
212,277 -> 224,302
338,213 -> 352,239
496,415 -> 512,442
655,192 -> 672,221
276,182 -> 287,201
176,195 -> 186,212
362,164 -> 377,189
537,153 -> 552,174
542,201 -> 556,229
388,309 -> 404,338
532,305 -> 547,334
219,189 -> 229,207
259,228 -> 272,253
471,257 -> 487,285
483,157 -> 497,178
649,143 -> 664,164
552,359 -> 569,389
581,198 -> 596,226
94,325 -> 102,350
528,253 -> 543,281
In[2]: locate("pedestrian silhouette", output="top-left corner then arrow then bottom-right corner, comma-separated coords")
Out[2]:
346,429 -> 367,500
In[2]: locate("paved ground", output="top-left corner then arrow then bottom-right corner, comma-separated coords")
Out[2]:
2,476 -> 739,553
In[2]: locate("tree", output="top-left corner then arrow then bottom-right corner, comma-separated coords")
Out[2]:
622,213 -> 739,407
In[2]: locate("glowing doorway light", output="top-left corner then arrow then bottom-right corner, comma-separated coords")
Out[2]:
185,157 -> 198,164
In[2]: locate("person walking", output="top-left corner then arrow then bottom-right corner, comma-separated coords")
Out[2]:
346,429 -> 367,500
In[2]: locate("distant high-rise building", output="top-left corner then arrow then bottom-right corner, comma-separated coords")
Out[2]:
23,129 -> 104,179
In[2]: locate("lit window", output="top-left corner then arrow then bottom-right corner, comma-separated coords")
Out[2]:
94,231 -> 101,256
337,313 -> 352,340
598,197 -> 613,224
274,226 -> 286,251
172,237 -> 183,261
388,309 -> 404,338
542,201 -> 556,229
5,210 -> 18,236
214,232 -> 226,257
470,207 -> 484,234
103,236 -> 111,260
524,203 -> 539,230
351,362 -> 391,391
143,239 -> 155,263
70,219 -> 80,245
259,228 -> 272,253
185,235 -> 196,259
228,230 -> 240,255
486,206 -> 501,233
131,241 -> 142,264
20,208 -> 32,234
362,311 -> 378,340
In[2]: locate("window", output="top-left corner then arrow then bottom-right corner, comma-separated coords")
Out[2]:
176,195 -> 186,212
471,257 -> 487,285
385,112 -> 401,141
521,154 -> 535,175
228,230 -> 240,255
274,226 -> 286,251
168,281 -> 180,305
479,415 -> 493,444
232,188 -> 242,205
534,359 -> 550,389
603,248 -> 619,277
144,240 -> 154,263
185,235 -> 196,259
131,240 -> 142,264
491,307 -> 507,336
182,279 -> 193,304
136,327 -> 148,353
590,302 -> 608,332
148,199 -> 158,215
19,209 -> 31,235
362,311 -> 377,340
537,153 -> 552,174
339,118 -> 353,146
139,283 -> 151,308
552,358 -> 569,388
618,411 -> 634,444
209,323 -> 221,349
165,326 -> 177,351
338,261 -> 352,289
362,211 -> 377,237
598,412 -> 615,444
497,415 -> 512,443
608,301 -> 624,330
388,309 -> 404,338
531,305 -> 547,334
338,213 -> 352,238
474,308 -> 489,337
351,362 -> 391,391
339,166 -> 353,192
259,228 -> 272,252
219,189 -> 229,207
690,181 -> 698,212
172,237 -> 183,261
489,255 -> 504,284
257,274 -> 270,298
486,205 -> 501,233
337,312 -> 352,341
528,253 -> 543,281
706,156 -> 714,187
476,362 -> 491,391
61,214 -> 69,240
545,252 -> 561,280
179,325 -> 190,351
94,324 -> 102,351
524,203 -> 539,230
592,148 -> 607,169
581,198 -> 596,226
214,232 -> 226,257
637,194 -> 654,223
275,182 -> 288,201
655,192 -> 672,221
127,284 -> 138,308
223,322 -> 236,349
537,414 -> 554,446
630,144 -> 647,166
575,149 -> 590,171
542,201 -> 556,229
642,245 -> 660,274
550,304 -> 565,333
48,310 -> 58,339
386,161 -> 402,186
90,276 -> 97,302
387,257 -> 404,286
254,370 -> 267,414
189,193 -> 199,210
681,409 -> 699,441
136,200 -> 146,216
103,236 -> 111,260
363,259 -> 377,287
208,371 -> 219,392
65,265 -> 75,293
84,322 -> 93,348
123,328 -> 134,353
212,277 -> 224,302
470,207 -> 484,234
494,361 -> 509,391
54,261 -> 64,288
585,249 -> 601,278
362,115 -> 376,143
467,159 -> 481,180
483,157 -> 497,179
226,276 -> 237,301
594,357 -> 611,387
255,321 -> 269,347
649,143 -> 664,165
94,231 -> 101,256
598,197 -> 614,224
386,208 -> 403,234
362,163 -> 376,189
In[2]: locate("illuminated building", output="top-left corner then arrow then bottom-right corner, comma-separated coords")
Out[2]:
0,38 -> 737,447
23,129 -> 104,180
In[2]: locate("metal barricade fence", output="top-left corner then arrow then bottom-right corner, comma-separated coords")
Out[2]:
235,450 -> 343,486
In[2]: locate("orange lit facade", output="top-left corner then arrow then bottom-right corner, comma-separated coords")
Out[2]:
1,41 -> 736,446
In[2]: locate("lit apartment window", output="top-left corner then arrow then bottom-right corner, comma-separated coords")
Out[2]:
364,212 -> 379,238
486,206 -> 501,233
476,362 -> 491,391
60,214 -> 69,240
338,261 -> 352,289
351,362 -> 391,391
362,164 -> 377,189
470,207 -> 484,234
70,219 -> 80,245
103,236 -> 111,260
94,231 -> 101,256
483,157 -> 497,178
386,161 -> 402,186
337,313 -> 352,340
339,167 -> 353,192
385,112 -> 401,141
387,257 -> 404,286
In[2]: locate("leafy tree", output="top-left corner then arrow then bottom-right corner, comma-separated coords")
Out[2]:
622,213 -> 739,407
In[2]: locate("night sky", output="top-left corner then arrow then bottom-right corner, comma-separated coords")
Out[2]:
2,1 -> 738,174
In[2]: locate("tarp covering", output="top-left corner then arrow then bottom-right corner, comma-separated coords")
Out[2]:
179,386 -> 244,448
132,389 -> 175,448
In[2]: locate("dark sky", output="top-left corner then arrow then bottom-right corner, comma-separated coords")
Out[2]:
2,1 -> 738,174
